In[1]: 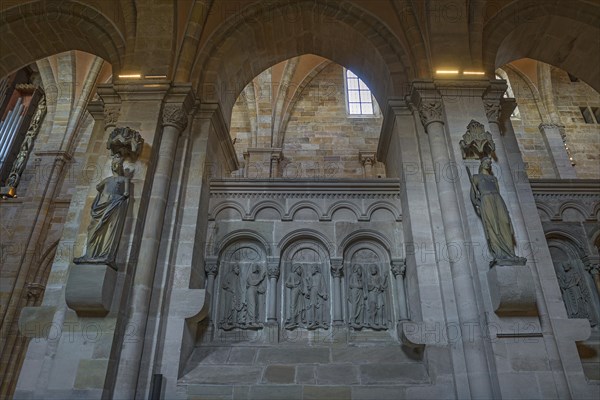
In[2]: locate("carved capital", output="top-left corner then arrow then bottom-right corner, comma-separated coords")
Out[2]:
391,260 -> 407,277
417,100 -> 443,128
205,262 -> 219,277
330,258 -> 344,278
103,106 -> 120,129
459,119 -> 495,159
162,104 -> 188,131
484,100 -> 501,124
267,263 -> 280,279
25,282 -> 45,300
538,123 -> 564,131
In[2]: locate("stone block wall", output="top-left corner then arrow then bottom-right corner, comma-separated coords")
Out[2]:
551,67 -> 600,178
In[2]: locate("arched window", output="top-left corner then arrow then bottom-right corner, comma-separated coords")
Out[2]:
345,69 -> 374,115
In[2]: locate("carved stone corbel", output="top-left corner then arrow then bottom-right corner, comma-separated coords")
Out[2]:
359,151 -> 376,178
106,126 -> 144,160
484,100 -> 502,124
103,106 -> 120,130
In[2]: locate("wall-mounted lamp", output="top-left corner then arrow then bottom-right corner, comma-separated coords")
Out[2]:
118,74 -> 142,79
145,75 -> 167,79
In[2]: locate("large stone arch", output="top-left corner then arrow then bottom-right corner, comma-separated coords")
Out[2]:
191,0 -> 418,126
0,1 -> 126,78
482,1 -> 600,92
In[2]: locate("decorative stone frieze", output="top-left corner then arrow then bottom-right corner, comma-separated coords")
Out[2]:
459,119 -> 495,159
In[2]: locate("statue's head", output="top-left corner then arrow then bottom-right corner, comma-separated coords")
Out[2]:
353,264 -> 362,275
252,264 -> 260,273
312,264 -> 320,274
369,264 -> 378,275
479,157 -> 492,174
563,262 -> 572,272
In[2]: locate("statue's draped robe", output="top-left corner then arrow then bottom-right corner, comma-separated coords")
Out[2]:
307,270 -> 327,325
471,173 -> 516,261
246,269 -> 266,323
286,271 -> 306,326
348,269 -> 364,326
221,270 -> 244,327
80,176 -> 129,264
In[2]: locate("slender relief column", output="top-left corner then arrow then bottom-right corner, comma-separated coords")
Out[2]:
204,257 -> 219,315
391,259 -> 409,321
266,259 -> 280,323
411,83 -> 493,399
330,258 -> 344,325
115,100 -> 190,399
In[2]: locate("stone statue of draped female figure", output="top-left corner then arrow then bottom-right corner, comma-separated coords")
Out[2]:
74,154 -> 130,268
468,157 -> 526,267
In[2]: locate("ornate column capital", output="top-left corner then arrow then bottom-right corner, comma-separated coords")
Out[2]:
330,258 -> 344,278
162,104 -> 188,131
103,106 -> 120,129
204,256 -> 219,276
538,122 -> 565,131
204,263 -> 218,277
417,100 -> 444,128
483,99 -> 501,124
409,82 -> 443,129
266,258 -> 280,279
391,259 -> 407,277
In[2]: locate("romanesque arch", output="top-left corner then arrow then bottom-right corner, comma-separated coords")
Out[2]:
0,1 -> 126,78
483,1 -> 600,91
189,0 -> 419,124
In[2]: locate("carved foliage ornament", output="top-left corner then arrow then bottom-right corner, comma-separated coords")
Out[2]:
484,100 -> 501,123
417,100 -> 443,128
107,127 -> 144,160
104,106 -> 120,128
460,119 -> 495,159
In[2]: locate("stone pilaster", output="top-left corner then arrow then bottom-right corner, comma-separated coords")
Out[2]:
391,259 -> 409,321
411,80 -> 494,399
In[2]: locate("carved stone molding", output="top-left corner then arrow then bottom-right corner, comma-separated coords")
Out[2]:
459,120 -> 495,159
106,127 -> 144,160
484,100 -> 501,124
417,100 -> 443,128
539,123 -> 564,131
162,104 -> 188,131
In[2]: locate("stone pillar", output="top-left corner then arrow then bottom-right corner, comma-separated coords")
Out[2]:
359,151 -> 376,178
391,259 -> 409,321
114,94 -> 191,399
330,258 -> 343,325
266,259 -> 280,323
411,83 -> 493,399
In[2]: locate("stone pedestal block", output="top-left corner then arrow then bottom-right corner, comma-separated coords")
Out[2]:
65,264 -> 117,317
488,265 -> 538,316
